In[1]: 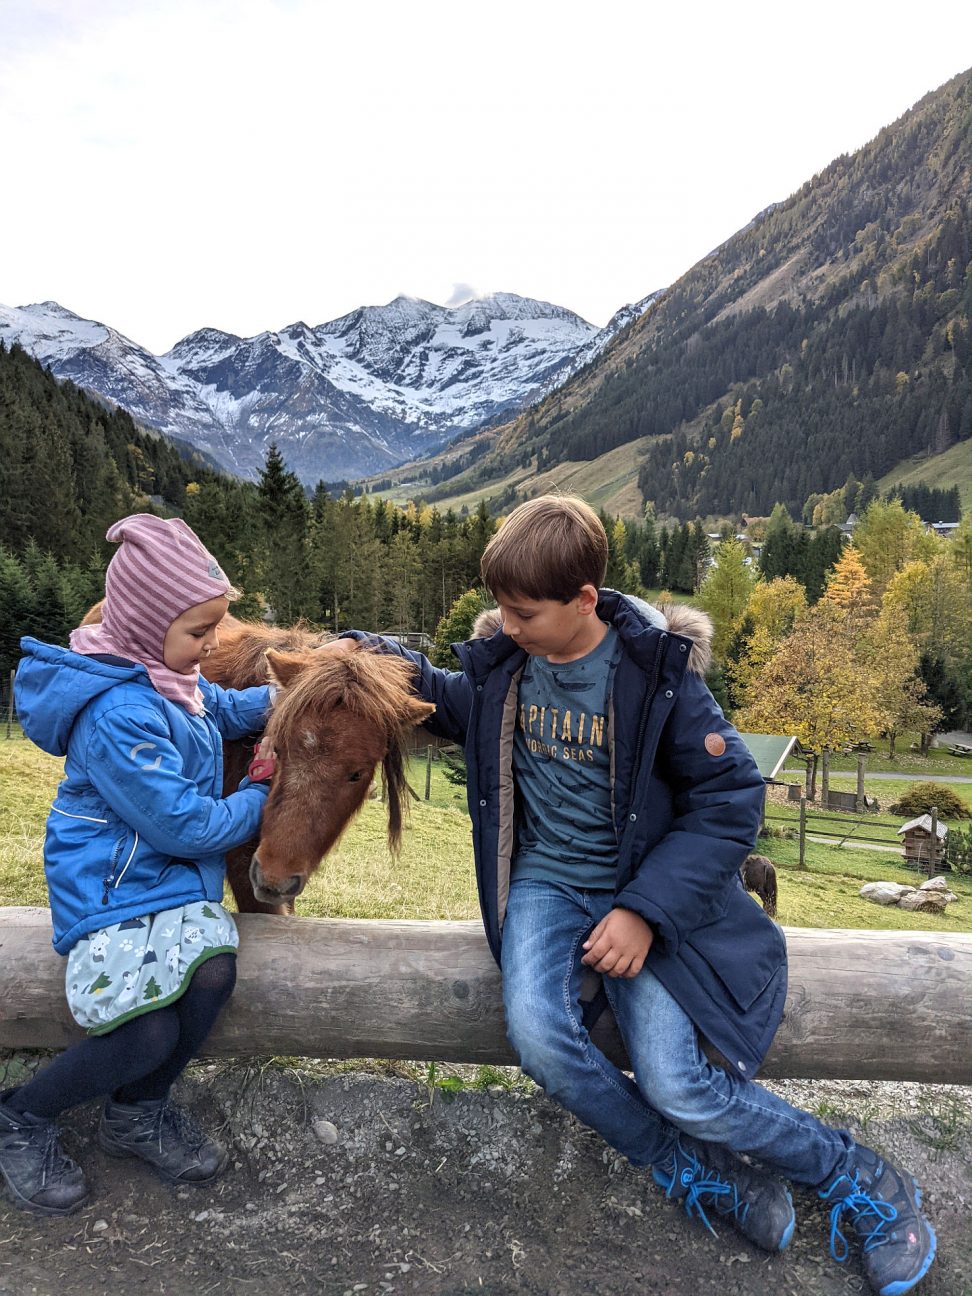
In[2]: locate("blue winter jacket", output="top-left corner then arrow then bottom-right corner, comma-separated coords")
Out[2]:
15,637 -> 272,955
348,591 -> 787,1077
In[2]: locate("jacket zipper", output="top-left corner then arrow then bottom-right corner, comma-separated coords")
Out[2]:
618,632 -> 667,838
101,832 -> 138,904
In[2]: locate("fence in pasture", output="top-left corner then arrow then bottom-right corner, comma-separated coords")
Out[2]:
1,670 -> 21,739
765,794 -> 953,872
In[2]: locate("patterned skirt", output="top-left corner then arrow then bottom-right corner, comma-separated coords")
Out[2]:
65,900 -> 239,1035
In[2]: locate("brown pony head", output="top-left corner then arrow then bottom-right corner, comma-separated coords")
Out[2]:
248,644 -> 435,905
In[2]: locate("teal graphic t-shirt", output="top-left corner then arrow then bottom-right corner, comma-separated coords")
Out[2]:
512,624 -> 622,889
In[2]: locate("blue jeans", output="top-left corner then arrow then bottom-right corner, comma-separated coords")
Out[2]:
501,880 -> 853,1186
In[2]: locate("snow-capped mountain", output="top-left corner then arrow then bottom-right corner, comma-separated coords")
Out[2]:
0,292 -> 658,482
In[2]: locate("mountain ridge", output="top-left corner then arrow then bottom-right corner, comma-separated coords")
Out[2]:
0,291 -> 655,484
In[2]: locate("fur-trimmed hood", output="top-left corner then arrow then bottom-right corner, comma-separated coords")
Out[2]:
471,594 -> 713,676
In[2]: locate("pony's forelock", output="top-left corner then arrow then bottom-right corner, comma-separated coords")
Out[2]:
263,648 -> 420,849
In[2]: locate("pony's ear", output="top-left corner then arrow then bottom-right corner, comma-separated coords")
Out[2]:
80,599 -> 104,626
404,699 -> 436,727
265,649 -> 314,688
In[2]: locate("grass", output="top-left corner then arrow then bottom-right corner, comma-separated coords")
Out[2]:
876,438 -> 972,513
760,834 -> 972,931
373,436 -> 654,519
0,733 -> 61,907
2,731 -> 969,934
793,741 -> 972,779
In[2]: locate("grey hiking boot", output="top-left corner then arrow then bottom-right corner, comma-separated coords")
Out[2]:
653,1134 -> 796,1252
819,1144 -> 936,1296
0,1089 -> 89,1216
98,1096 -> 227,1184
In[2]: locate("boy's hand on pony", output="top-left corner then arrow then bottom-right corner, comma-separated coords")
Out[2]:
315,638 -> 357,656
581,907 -> 653,978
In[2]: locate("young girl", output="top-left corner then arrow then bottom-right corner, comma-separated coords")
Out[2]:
1,514 -> 273,1216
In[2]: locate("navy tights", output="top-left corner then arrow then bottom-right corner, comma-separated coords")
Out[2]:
9,954 -> 236,1120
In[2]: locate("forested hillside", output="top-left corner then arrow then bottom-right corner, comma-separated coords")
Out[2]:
0,341 -> 222,561
418,68 -> 972,518
0,343 -> 497,672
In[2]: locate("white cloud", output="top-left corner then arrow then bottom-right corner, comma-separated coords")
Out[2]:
444,283 -> 479,307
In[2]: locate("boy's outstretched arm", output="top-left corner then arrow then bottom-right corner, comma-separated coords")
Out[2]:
322,633 -> 474,747
614,670 -> 765,956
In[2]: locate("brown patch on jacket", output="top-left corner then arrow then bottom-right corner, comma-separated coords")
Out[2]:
471,600 -> 713,676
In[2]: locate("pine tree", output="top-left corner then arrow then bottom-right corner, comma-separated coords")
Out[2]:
255,444 -> 314,623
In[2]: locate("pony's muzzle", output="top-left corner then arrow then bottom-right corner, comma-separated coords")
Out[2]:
249,854 -> 306,903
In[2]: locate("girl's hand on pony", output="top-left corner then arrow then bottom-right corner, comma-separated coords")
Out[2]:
581,907 -> 653,978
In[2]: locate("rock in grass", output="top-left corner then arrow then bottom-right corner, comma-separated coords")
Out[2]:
898,889 -> 951,913
920,876 -> 958,901
860,882 -> 918,906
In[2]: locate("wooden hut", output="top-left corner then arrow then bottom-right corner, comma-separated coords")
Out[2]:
897,814 -> 948,871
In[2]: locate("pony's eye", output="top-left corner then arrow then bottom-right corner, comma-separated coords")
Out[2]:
347,770 -> 364,783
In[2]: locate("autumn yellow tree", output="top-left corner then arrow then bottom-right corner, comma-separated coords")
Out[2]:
821,544 -> 875,615
852,498 -> 932,597
882,555 -> 971,669
698,537 -> 757,657
864,605 -> 942,759
725,577 -> 806,710
738,601 -> 882,795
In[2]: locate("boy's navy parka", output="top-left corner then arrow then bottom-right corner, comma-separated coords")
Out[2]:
15,636 -> 271,955
346,591 -> 787,1078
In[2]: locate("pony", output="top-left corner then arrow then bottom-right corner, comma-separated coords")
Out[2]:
79,603 -> 435,913
206,618 -> 434,911
741,853 -> 778,918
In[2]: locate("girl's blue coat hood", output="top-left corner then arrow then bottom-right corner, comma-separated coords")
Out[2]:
16,637 -> 150,756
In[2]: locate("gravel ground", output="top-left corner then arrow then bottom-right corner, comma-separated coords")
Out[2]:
0,1055 -> 970,1296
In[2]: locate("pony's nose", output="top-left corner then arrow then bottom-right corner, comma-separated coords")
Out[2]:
250,856 -> 304,899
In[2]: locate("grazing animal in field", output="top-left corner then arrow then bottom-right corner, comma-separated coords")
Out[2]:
80,604 -> 434,914
741,853 -> 778,918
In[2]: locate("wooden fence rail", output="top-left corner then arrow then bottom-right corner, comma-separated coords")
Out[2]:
1,909 -> 969,1084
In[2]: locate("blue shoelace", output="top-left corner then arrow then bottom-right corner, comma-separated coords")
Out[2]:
820,1172 -> 898,1262
666,1156 -> 750,1236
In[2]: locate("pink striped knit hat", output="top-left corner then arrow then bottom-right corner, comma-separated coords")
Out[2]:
70,514 -> 235,714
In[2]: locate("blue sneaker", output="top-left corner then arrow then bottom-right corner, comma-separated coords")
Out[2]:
652,1135 -> 795,1252
819,1145 -> 936,1296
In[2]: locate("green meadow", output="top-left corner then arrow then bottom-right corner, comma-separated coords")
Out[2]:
2,732 -> 969,934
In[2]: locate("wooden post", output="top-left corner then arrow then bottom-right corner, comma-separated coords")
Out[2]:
425,744 -> 433,801
5,670 -> 12,739
821,749 -> 830,809
0,909 -> 970,1083
805,755 -> 813,800
929,806 -> 938,875
856,755 -> 866,814
798,796 -> 807,870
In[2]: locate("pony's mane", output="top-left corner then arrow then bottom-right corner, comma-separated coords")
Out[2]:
262,645 -> 423,855
265,649 -> 420,750
205,616 -> 331,690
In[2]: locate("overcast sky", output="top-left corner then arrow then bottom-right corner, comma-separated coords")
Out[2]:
3,0 -> 972,354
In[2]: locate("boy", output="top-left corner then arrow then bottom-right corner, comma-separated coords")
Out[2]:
336,495 -> 935,1296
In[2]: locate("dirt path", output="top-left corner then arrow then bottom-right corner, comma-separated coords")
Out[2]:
1,1055 -> 970,1295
